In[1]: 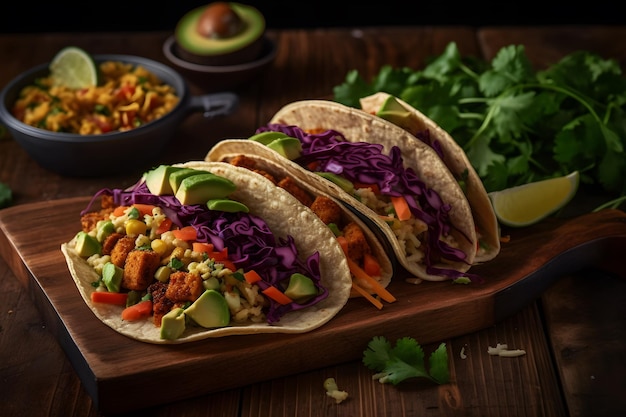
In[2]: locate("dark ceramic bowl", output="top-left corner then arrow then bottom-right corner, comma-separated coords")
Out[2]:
0,54 -> 239,177
163,35 -> 277,92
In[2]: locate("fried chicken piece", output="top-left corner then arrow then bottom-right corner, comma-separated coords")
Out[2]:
342,222 -> 371,263
278,176 -> 313,206
109,235 -> 136,268
165,271 -> 203,302
148,281 -> 175,327
102,232 -> 124,255
228,154 -> 258,170
122,249 -> 161,291
310,196 -> 342,225
79,195 -> 116,232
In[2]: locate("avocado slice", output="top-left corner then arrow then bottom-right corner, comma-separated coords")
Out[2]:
284,273 -> 318,303
315,172 -> 355,194
175,173 -> 238,206
175,2 -> 265,63
207,198 -> 249,213
145,164 -> 185,195
102,262 -> 123,293
74,231 -> 101,257
160,307 -> 186,340
96,219 -> 115,242
185,290 -> 230,328
375,95 -> 422,133
267,136 -> 302,160
248,131 -> 289,145
168,168 -> 205,195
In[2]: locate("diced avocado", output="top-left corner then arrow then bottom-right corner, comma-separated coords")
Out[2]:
267,137 -> 302,160
248,131 -> 289,145
160,307 -> 186,340
207,198 -> 249,213
175,173 -> 238,206
145,164 -> 185,195
376,95 -> 422,133
316,172 -> 355,194
168,168 -> 205,194
154,265 -> 172,283
96,219 -> 115,242
102,262 -> 123,293
185,289 -> 230,328
74,231 -> 101,257
284,273 -> 318,303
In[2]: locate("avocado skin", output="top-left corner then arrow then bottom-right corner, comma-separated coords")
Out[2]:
174,2 -> 266,66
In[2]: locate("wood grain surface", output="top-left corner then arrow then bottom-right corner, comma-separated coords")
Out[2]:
1,197 -> 624,413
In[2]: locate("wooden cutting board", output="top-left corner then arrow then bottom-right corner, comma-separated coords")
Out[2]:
1,197 -> 625,414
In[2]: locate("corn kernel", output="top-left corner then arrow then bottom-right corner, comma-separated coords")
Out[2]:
151,239 -> 168,256
125,219 -> 147,236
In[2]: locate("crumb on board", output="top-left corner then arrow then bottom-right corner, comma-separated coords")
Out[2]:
324,377 -> 348,404
487,343 -> 526,357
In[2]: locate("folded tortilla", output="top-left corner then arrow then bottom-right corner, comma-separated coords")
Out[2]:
205,143 -> 395,297
207,100 -> 482,282
61,161 -> 352,344
359,92 -> 500,262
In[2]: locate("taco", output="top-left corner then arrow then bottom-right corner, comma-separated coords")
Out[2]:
359,92 -> 500,262
206,101 -> 481,282
205,144 -> 396,308
61,161 -> 352,344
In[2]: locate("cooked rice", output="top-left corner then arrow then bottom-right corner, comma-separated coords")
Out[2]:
12,61 -> 179,134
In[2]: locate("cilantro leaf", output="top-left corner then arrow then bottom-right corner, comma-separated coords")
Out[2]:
332,41 -> 626,209
362,336 -> 449,385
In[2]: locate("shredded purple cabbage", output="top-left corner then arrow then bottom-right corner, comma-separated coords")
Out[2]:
81,179 -> 328,324
256,123 -> 472,280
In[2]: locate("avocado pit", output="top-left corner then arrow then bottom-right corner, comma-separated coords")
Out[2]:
174,2 -> 266,66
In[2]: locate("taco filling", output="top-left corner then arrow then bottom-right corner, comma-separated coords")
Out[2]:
62,163 -> 351,343
255,124 -> 472,279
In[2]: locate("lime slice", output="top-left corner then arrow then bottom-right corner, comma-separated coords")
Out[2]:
488,171 -> 580,227
49,46 -> 98,89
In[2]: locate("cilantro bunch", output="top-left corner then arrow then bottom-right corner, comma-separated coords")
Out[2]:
363,336 -> 449,385
333,42 -> 626,208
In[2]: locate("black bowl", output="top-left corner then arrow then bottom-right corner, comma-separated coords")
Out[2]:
0,54 -> 239,177
163,35 -> 277,92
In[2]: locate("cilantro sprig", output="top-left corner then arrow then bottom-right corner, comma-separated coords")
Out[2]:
363,336 -> 449,385
333,42 -> 626,209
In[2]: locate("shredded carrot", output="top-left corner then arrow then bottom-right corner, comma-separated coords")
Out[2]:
391,195 -> 411,221
363,253 -> 381,277
121,299 -> 153,321
192,242 -> 214,254
262,286 -> 293,305
346,258 -> 396,303
171,225 -> 197,241
500,235 -> 511,243
155,218 -> 172,235
244,270 -> 262,284
113,205 -> 130,217
351,282 -> 383,310
132,204 -> 156,217
90,291 -> 128,306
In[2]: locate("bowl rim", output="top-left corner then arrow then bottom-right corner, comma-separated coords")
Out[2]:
0,54 -> 190,143
162,35 -> 277,74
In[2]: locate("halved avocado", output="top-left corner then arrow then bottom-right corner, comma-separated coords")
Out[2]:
175,2 -> 266,65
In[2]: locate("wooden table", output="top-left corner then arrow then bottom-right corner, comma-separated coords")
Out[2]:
1,26 -> 625,417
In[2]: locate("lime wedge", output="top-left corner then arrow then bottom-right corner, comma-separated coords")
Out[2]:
49,46 -> 98,89
488,171 -> 580,227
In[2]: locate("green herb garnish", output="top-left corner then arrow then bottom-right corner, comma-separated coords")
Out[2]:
362,336 -> 449,385
333,42 -> 626,209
